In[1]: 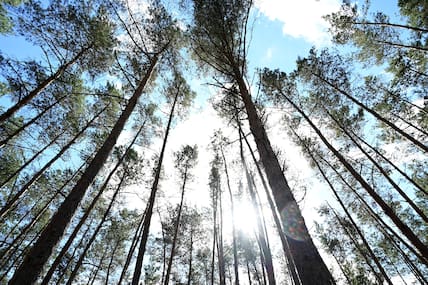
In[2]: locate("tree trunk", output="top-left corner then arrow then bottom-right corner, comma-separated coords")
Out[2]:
239,132 -> 276,285
313,72 -> 428,153
0,45 -> 92,123
66,170 -> 127,285
117,208 -> 147,285
280,90 -> 428,258
220,148 -> 239,285
324,108 -> 428,222
187,227 -> 193,285
0,131 -> 62,189
330,207 -> 385,284
233,69 -> 334,284
297,132 -> 393,284
210,206 -> 217,285
240,128 -> 301,285
0,94 -> 66,147
217,181 -> 226,285
0,104 -> 107,220
105,239 -> 121,285
56,217 -> 96,285
164,167 -> 188,285
41,124 -> 145,285
9,55 -> 158,285
349,127 -> 426,195
352,21 -> 428,33
318,154 -> 428,266
131,83 -> 179,285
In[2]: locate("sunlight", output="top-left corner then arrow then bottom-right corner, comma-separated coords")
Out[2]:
233,200 -> 258,235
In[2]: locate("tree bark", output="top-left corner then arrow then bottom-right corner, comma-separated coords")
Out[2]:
239,132 -> 276,285
240,127 -> 301,285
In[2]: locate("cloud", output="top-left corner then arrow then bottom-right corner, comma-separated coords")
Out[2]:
255,0 -> 341,46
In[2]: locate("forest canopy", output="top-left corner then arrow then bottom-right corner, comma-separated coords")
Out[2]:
0,0 -> 426,284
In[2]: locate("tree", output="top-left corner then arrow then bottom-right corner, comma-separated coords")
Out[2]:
164,145 -> 198,285
189,0 -> 334,283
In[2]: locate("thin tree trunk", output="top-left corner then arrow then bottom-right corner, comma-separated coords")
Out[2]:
164,167 -> 188,285
220,148 -> 239,285
296,131 -> 393,284
9,55 -> 158,285
324,108 -> 428,222
246,258 -> 252,285
56,216 -> 96,285
239,130 -> 276,285
131,82 -> 179,285
0,45 -> 92,123
352,21 -> 428,33
0,130 -> 62,189
0,105 -> 107,220
217,185 -> 226,285
66,169 -> 127,285
330,207 -> 385,284
279,90 -> 428,259
234,67 -> 334,284
318,153 -> 428,266
239,127 -> 301,285
41,123 -> 145,285
117,208 -> 147,285
349,127 -> 427,195
105,239 -> 121,285
158,208 -> 168,285
313,72 -> 428,152
375,39 -> 428,52
88,248 -> 108,285
210,208 -> 217,285
187,226 -> 194,285
0,94 -> 66,147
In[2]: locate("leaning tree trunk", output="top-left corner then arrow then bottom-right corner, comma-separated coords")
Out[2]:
0,104 -> 108,220
280,90 -> 428,259
240,127 -> 301,285
239,132 -> 276,285
313,73 -> 428,153
164,167 -> 188,285
66,170 -> 127,285
0,94 -> 67,147
220,148 -> 240,285
0,45 -> 92,123
233,67 -> 335,284
297,131 -> 393,284
8,55 -> 158,285
131,85 -> 179,285
40,124 -> 145,285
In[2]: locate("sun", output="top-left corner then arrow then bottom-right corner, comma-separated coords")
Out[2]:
232,200 -> 258,235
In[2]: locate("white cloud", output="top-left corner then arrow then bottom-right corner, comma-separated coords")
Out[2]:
255,0 -> 341,46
